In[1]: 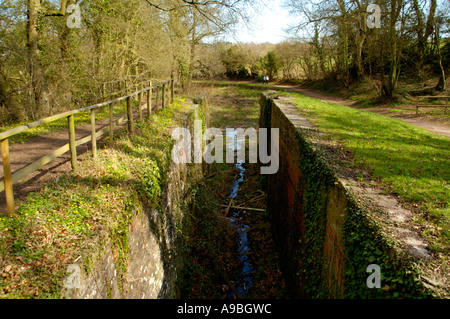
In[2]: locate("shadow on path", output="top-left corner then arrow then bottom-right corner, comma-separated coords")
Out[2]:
0,102 -> 157,214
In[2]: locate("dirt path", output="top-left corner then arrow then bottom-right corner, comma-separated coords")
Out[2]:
270,83 -> 450,138
0,102 -> 156,214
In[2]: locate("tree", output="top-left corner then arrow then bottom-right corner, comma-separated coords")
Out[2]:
190,42 -> 228,79
284,0 -> 448,97
261,51 -> 278,79
0,0 -> 28,121
381,0 -> 405,98
221,45 -> 252,78
144,0 -> 256,29
27,0 -> 47,117
26,0 -> 77,117
435,21 -> 447,91
273,40 -> 304,80
146,0 -> 259,86
411,0 -> 438,77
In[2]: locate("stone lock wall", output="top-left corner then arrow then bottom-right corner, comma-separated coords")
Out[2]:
260,92 -> 438,299
260,92 -> 346,298
62,104 -> 203,299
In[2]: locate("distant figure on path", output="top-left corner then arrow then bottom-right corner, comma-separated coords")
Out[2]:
263,75 -> 269,85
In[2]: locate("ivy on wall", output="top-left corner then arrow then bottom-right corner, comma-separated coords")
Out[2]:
342,196 -> 432,299
294,128 -> 335,298
261,93 -> 435,299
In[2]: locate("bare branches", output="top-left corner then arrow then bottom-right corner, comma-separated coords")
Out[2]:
144,0 -> 176,12
144,0 -> 254,29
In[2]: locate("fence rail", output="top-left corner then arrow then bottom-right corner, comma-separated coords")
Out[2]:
415,95 -> 449,114
1,78 -> 175,216
101,77 -> 150,100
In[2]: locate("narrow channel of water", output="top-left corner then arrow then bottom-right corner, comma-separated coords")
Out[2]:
224,129 -> 254,298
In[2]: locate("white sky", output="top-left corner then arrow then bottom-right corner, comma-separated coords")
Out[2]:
228,0 -> 298,44
227,0 -> 450,43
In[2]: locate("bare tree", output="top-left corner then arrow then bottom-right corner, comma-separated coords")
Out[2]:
411,0 -> 438,77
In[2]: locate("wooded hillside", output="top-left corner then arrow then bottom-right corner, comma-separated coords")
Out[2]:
0,0 -> 255,123
1,0 -> 449,124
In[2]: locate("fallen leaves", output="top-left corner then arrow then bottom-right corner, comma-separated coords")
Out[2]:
4,265 -> 13,273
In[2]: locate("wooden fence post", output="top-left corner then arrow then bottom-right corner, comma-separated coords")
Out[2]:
155,85 -> 160,111
171,79 -> 175,105
91,109 -> 97,159
68,114 -> 77,171
147,80 -> 152,118
162,83 -> 166,109
138,91 -> 143,121
1,138 -> 14,216
127,96 -> 134,135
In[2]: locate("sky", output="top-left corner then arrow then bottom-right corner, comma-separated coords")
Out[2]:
228,0 -> 299,44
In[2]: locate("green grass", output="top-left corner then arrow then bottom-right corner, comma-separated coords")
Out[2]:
0,98 -> 189,298
208,86 -> 262,128
291,92 -> 450,249
194,80 -> 289,94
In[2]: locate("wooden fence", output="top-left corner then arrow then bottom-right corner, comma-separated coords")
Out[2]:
415,96 -> 449,114
101,76 -> 148,100
0,78 -> 175,216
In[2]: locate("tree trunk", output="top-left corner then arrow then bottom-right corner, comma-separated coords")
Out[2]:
336,0 -> 350,86
27,0 -> 47,118
412,0 -> 437,78
352,1 -> 367,81
59,0 -> 74,62
435,23 -> 446,92
354,33 -> 366,80
382,0 -> 403,98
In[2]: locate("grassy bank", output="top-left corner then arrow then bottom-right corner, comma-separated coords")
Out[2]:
291,92 -> 449,256
0,98 -> 188,298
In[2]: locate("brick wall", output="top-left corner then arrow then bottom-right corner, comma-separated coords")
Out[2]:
260,92 -> 346,298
